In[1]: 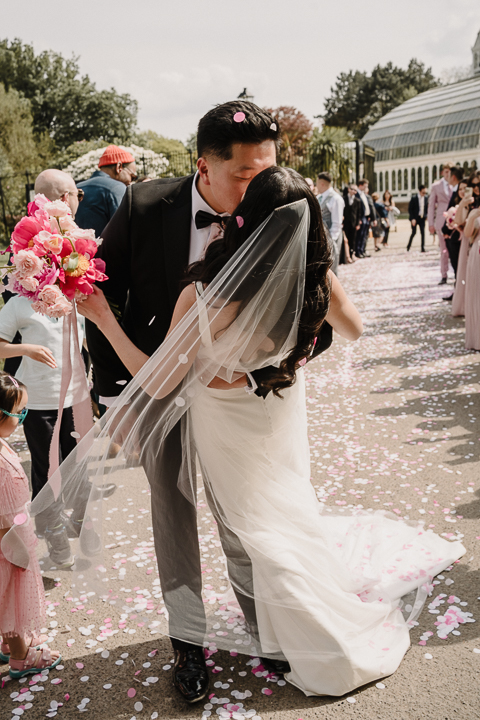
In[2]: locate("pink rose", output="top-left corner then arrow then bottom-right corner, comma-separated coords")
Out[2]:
43,199 -> 71,218
45,296 -> 72,318
18,276 -> 39,292
38,284 -> 63,305
68,227 -> 96,243
31,300 -> 49,315
13,249 -> 44,278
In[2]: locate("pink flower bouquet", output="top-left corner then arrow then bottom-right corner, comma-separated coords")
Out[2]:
2,194 -> 107,317
443,206 -> 458,231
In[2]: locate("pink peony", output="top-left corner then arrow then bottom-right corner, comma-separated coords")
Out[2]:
39,284 -> 63,305
18,276 -> 39,293
13,249 -> 44,278
34,230 -> 65,255
43,199 -> 71,218
45,296 -> 72,318
11,215 -> 50,254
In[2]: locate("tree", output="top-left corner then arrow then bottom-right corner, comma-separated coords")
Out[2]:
323,59 -> 438,139
265,106 -> 313,162
0,38 -> 138,150
133,130 -> 186,156
299,127 -> 354,186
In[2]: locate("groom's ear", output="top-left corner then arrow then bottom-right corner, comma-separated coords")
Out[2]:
197,157 -> 211,186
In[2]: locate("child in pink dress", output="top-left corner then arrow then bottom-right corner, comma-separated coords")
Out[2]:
0,372 -> 61,678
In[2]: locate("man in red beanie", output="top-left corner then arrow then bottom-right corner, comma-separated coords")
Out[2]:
75,145 -> 137,236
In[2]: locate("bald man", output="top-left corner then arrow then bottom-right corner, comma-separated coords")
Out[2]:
34,169 -> 82,218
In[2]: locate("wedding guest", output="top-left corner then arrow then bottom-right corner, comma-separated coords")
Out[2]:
452,171 -> 480,315
442,167 -> 465,282
305,178 -> 316,194
316,172 -> 344,274
385,190 -> 399,236
407,185 -> 428,252
0,295 -> 97,568
0,373 -> 62,678
343,184 -> 361,259
381,190 -> 395,245
34,170 -> 83,218
451,180 -> 469,314
463,203 -> 480,351
75,145 -> 137,236
355,179 -> 377,258
428,162 -> 454,284
371,192 -> 386,251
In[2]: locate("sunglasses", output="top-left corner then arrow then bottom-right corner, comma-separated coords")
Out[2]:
122,166 -> 138,181
66,189 -> 84,201
1,407 -> 28,425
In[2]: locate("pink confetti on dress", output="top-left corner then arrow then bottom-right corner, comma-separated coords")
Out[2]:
13,512 -> 27,525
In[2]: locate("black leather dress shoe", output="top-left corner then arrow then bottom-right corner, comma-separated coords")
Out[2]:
438,277 -> 447,285
173,647 -> 209,703
260,656 -> 291,675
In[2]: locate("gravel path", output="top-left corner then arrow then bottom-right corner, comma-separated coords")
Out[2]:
1,222 -> 479,720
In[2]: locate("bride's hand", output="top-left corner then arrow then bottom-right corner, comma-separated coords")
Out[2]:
77,286 -> 114,329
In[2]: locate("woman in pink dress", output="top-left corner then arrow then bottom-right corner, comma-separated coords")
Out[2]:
463,207 -> 480,350
0,372 -> 61,678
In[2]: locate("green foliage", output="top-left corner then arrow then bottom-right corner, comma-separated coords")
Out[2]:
323,59 -> 439,139
0,38 -> 138,150
0,83 -> 53,175
266,106 -> 313,164
133,130 -> 186,155
299,127 -> 355,186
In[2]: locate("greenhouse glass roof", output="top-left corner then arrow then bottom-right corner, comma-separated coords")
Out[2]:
362,77 -> 480,161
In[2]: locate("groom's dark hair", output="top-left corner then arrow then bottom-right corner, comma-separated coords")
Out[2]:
197,101 -> 281,160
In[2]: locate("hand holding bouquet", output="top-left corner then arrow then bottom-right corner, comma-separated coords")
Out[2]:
2,194 -> 107,317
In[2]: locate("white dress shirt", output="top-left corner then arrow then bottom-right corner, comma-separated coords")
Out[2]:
319,187 -> 345,239
189,172 -> 229,264
418,194 -> 425,218
358,189 -> 370,217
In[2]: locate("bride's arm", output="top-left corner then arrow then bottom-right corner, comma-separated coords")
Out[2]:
77,284 -> 197,378
325,271 -> 363,341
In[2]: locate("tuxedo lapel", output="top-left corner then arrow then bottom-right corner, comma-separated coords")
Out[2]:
162,176 -> 194,307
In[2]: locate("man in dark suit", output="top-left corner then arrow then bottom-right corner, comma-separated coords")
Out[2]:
355,179 -> 377,258
343,183 -> 362,257
87,102 -> 288,703
407,185 -> 429,252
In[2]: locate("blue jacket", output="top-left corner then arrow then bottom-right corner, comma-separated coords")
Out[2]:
75,170 -> 127,237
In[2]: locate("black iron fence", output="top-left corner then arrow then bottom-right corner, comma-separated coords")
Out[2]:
0,143 -> 374,245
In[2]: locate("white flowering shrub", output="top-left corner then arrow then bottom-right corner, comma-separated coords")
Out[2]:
65,144 -> 169,181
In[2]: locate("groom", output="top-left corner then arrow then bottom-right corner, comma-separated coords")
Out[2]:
87,101 -> 285,703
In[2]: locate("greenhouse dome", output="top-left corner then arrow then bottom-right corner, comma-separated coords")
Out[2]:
362,31 -> 480,205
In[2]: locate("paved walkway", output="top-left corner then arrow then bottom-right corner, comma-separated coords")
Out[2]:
1,221 -> 479,720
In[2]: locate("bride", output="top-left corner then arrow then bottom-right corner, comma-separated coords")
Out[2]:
35,166 -> 464,696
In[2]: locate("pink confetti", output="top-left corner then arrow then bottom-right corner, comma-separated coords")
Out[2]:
127,688 -> 136,698
262,688 -> 273,695
76,663 -> 84,669
13,512 -> 27,525
233,112 -> 246,123
236,216 -> 244,228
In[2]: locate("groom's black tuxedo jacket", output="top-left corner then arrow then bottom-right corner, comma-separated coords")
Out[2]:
87,174 -> 332,398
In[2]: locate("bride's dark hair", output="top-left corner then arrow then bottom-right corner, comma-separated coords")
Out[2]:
185,166 -> 332,395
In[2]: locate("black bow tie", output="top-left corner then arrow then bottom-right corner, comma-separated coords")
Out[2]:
195,210 -> 227,230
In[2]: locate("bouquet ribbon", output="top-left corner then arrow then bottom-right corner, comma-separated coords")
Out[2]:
47,303 -> 93,500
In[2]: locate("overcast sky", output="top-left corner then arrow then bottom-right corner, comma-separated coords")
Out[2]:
3,1 -> 480,142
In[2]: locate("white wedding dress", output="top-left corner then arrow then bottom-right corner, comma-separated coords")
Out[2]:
190,287 -> 465,697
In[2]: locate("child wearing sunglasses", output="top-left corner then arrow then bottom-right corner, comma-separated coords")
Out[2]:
0,372 -> 62,677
